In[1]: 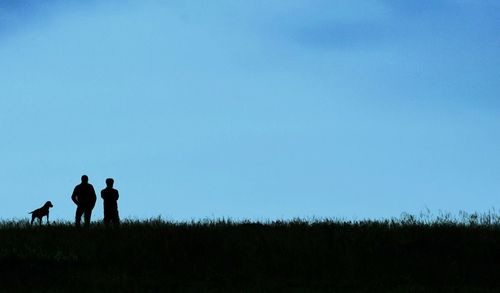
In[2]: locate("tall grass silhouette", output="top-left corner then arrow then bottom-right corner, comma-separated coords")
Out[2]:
1,211 -> 500,292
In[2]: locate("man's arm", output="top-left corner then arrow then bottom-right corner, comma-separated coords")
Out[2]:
71,187 -> 79,205
90,185 -> 97,208
115,190 -> 119,201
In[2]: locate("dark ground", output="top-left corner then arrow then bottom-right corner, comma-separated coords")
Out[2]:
1,217 -> 500,292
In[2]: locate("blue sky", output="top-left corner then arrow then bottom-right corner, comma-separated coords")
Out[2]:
0,0 -> 499,221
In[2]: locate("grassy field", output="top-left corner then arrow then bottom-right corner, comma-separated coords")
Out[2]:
1,213 -> 500,292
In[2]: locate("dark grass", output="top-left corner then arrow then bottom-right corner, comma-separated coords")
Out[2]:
1,213 -> 500,292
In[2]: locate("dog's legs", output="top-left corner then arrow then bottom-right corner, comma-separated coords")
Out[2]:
47,213 -> 50,225
30,216 -> 34,225
38,217 -> 42,226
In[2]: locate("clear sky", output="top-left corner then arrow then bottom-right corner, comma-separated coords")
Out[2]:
0,0 -> 499,221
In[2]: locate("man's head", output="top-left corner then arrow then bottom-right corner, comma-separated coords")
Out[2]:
106,178 -> 114,188
81,175 -> 89,184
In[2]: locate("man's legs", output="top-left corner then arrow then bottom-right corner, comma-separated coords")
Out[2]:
112,210 -> 120,226
75,206 -> 84,227
83,208 -> 92,227
103,210 -> 110,226
104,209 -> 119,226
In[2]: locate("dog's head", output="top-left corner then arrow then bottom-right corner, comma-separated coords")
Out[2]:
44,201 -> 53,208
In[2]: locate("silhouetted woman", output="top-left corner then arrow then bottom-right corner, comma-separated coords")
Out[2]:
101,178 -> 120,226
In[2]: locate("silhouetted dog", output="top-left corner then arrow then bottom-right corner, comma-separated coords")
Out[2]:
29,201 -> 53,225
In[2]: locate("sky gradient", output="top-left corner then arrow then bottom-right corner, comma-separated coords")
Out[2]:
0,0 -> 499,221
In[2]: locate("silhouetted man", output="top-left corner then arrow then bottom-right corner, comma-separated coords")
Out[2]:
101,178 -> 120,226
72,175 -> 97,227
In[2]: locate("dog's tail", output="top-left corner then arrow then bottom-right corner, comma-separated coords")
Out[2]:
28,211 -> 34,214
